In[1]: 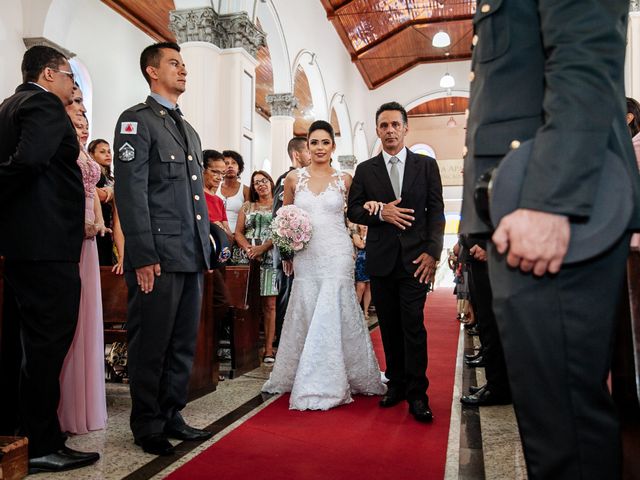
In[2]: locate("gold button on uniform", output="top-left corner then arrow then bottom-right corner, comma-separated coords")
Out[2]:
191,175 -> 197,181
469,71 -> 475,82
481,4 -> 490,13
462,146 -> 468,156
196,214 -> 202,220
194,195 -> 200,201
188,155 -> 193,161
472,35 -> 478,46
510,140 -> 521,150
170,155 -> 175,160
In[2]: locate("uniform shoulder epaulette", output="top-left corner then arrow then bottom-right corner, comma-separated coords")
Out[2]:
130,103 -> 149,112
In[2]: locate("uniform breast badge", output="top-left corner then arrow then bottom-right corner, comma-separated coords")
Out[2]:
119,142 -> 135,162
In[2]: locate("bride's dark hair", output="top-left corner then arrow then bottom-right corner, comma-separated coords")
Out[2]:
308,120 -> 335,144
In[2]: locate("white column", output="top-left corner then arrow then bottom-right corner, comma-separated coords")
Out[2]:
179,41 -> 222,151
627,12 -> 640,99
266,93 -> 297,180
169,6 -> 265,183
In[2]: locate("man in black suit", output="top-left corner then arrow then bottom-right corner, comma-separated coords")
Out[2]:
0,45 -> 99,472
272,137 -> 311,346
462,1 -> 639,478
114,42 -> 212,456
348,102 -> 445,422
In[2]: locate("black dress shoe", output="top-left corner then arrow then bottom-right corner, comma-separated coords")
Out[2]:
408,399 -> 433,423
135,433 -> 175,456
464,350 -> 483,361
465,325 -> 479,336
465,356 -> 486,368
379,389 -> 405,408
165,423 -> 213,441
468,384 -> 486,395
460,388 -> 512,407
28,448 -> 99,474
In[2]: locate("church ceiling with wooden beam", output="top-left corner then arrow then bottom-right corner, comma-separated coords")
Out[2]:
320,0 -> 476,89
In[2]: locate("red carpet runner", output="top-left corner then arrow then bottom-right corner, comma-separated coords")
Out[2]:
167,288 -> 459,480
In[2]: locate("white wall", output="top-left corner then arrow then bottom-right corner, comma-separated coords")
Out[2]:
44,1 -> 153,143
254,113 -> 272,173
0,2 -> 26,98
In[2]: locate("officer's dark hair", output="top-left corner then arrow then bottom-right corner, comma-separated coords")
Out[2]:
203,149 -> 225,169
21,45 -> 68,83
222,150 -> 245,174
287,136 -> 307,160
308,120 -> 335,145
627,97 -> 640,138
249,170 -> 275,202
375,101 -> 408,126
140,42 -> 181,86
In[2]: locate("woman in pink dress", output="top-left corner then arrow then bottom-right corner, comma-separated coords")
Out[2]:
58,113 -> 109,434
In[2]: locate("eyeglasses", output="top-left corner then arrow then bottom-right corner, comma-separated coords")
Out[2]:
51,68 -> 75,82
205,168 -> 225,177
253,178 -> 270,186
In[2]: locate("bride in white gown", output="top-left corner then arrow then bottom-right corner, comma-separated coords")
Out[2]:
262,120 -> 386,410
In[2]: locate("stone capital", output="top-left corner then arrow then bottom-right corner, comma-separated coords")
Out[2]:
23,37 -> 75,58
632,0 -> 640,11
169,7 -> 266,58
338,155 -> 357,170
266,93 -> 298,117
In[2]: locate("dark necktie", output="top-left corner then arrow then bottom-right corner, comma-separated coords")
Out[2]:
167,108 -> 188,146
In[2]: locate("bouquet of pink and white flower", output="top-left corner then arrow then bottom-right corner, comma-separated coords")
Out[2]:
270,205 -> 312,260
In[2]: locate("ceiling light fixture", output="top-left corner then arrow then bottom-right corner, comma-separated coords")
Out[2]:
439,72 -> 455,89
432,31 -> 451,48
447,116 -> 457,128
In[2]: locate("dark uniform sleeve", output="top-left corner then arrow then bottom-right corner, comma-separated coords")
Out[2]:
113,109 -> 160,269
519,0 -> 628,218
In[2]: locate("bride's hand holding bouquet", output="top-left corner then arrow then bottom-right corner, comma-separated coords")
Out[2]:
271,205 -> 312,276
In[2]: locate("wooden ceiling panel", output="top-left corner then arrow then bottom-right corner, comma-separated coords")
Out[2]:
101,0 -> 176,42
408,96 -> 469,116
321,0 -> 477,89
293,66 -> 314,137
255,44 -> 274,119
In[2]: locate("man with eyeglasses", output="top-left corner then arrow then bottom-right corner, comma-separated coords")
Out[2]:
0,45 -> 99,472
114,42 -> 212,456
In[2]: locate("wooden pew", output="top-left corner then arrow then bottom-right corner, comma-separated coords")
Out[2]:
224,262 -> 262,378
99,267 -> 219,399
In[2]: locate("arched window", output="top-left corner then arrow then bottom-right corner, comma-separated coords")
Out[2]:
410,143 -> 436,159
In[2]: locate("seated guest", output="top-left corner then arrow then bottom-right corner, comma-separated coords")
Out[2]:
234,171 -> 277,364
219,150 -> 249,233
88,138 -> 124,272
203,149 -> 233,241
58,113 -> 109,434
203,149 -> 233,365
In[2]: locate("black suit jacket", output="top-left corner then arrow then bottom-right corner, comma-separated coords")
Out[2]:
0,83 -> 84,261
347,148 -> 445,277
114,96 -> 211,272
461,0 -> 639,235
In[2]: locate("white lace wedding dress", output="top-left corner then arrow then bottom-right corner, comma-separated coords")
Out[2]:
262,167 -> 386,410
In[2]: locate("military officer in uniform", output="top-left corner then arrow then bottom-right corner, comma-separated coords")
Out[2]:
462,1 -> 639,479
114,42 -> 212,456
